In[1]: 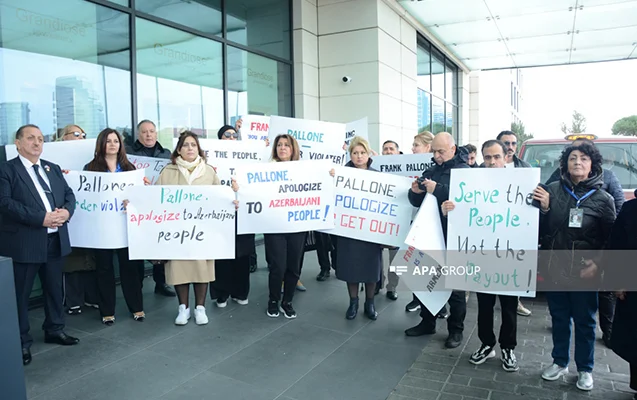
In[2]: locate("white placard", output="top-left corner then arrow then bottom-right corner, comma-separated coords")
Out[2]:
268,116 -> 346,165
6,139 -> 96,171
240,115 -> 271,141
373,153 -> 435,180
125,185 -> 236,260
65,169 -> 145,249
344,117 -> 368,163
405,194 -> 447,267
444,168 -> 540,297
126,155 -> 170,185
323,166 -> 413,247
236,160 -> 335,234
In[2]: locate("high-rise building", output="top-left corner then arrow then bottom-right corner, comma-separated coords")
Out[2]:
55,76 -> 105,136
0,102 -> 30,145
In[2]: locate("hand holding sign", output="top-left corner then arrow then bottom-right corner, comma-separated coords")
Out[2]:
532,185 -> 550,212
441,200 -> 455,216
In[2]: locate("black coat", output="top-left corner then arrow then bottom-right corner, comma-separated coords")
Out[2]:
607,198 -> 637,363
539,170 -> 616,288
0,157 -> 76,263
126,140 -> 171,159
233,215 -> 255,258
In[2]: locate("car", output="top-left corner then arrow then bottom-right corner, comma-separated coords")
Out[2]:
518,134 -> 637,200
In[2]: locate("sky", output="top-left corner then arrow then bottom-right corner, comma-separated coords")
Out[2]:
520,58 -> 637,140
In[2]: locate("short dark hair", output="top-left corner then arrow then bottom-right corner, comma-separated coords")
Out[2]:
464,144 -> 477,154
15,124 -> 41,139
172,131 -> 207,164
136,119 -> 156,131
559,142 -> 604,180
496,130 -> 517,141
481,139 -> 507,156
383,140 -> 399,149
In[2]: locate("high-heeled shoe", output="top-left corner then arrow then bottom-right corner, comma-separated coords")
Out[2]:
364,301 -> 377,320
102,316 -> 115,326
133,312 -> 145,321
346,298 -> 359,320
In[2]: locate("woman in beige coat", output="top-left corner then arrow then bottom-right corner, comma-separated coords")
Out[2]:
156,131 -> 221,326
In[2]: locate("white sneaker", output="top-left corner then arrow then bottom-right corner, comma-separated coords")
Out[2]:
517,301 -> 532,316
194,306 -> 208,325
175,304 -> 190,325
232,297 -> 249,305
216,298 -> 228,308
542,363 -> 568,381
576,371 -> 593,391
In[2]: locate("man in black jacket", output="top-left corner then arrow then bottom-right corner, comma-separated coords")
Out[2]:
497,130 -> 531,168
404,132 -> 469,349
125,120 -> 175,297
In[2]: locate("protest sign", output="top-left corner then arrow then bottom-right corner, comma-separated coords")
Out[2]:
235,160 -> 335,234
126,155 -> 170,185
373,153 -> 435,180
401,246 -> 452,316
6,139 -> 96,171
323,166 -> 413,247
125,185 -> 236,260
268,116 -> 346,165
65,169 -> 145,249
240,115 -> 270,141
444,168 -> 540,297
344,118 -> 369,163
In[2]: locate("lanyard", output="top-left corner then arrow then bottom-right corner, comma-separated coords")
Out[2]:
563,185 -> 596,208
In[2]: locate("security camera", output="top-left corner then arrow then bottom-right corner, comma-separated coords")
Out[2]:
342,76 -> 352,83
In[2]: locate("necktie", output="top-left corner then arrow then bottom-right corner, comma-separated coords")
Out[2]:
33,164 -> 56,210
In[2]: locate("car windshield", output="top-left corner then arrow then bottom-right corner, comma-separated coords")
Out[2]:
521,143 -> 637,189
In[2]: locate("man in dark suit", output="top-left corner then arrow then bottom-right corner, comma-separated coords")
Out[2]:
0,124 -> 80,366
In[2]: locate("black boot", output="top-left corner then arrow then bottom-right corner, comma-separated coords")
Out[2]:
364,300 -> 378,320
316,270 -> 330,281
405,319 -> 436,337
346,298 -> 359,320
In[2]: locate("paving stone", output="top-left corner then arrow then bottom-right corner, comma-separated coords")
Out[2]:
442,383 -> 489,399
394,384 -> 441,400
399,376 -> 446,392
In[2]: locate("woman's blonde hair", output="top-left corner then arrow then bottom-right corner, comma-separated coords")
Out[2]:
414,131 -> 434,147
348,136 -> 371,155
56,124 -> 85,141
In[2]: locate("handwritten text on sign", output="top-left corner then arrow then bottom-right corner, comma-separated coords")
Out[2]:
127,155 -> 170,185
64,170 -> 145,249
373,154 -> 435,179
268,116 -> 346,165
322,166 -> 413,247
344,118 -> 368,163
444,168 -> 540,297
236,160 -> 335,234
241,115 -> 270,141
125,185 -> 236,260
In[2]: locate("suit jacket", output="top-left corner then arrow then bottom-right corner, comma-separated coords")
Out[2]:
0,157 -> 76,263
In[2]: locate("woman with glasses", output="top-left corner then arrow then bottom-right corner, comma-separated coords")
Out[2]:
57,125 -> 87,141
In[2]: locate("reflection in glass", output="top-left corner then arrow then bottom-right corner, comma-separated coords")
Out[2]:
416,89 -> 431,132
109,0 -> 129,6
445,60 -> 457,104
431,96 -> 446,134
0,0 -> 131,145
446,103 -> 456,136
417,44 -> 431,91
226,0 -> 291,60
136,0 -> 222,36
136,18 -> 224,149
226,46 -> 292,127
431,49 -> 445,98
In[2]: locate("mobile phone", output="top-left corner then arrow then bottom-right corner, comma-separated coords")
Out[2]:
532,183 -> 549,209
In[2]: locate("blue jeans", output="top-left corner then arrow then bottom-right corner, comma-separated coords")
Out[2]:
546,291 -> 598,372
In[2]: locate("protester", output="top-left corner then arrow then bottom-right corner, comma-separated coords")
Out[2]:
404,132 -> 469,349
125,119 -> 176,298
0,124 -> 80,365
86,128 -> 146,325
535,142 -> 615,391
463,144 -> 477,167
331,136 -> 382,320
412,131 -> 434,154
382,140 -> 402,155
209,125 -> 253,307
441,140 -> 519,371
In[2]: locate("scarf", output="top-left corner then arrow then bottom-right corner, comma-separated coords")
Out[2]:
176,155 -> 206,185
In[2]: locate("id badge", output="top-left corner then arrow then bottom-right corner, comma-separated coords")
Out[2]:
569,208 -> 583,228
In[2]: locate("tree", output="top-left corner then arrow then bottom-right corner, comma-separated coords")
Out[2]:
560,110 -> 587,135
511,121 -> 533,146
611,115 -> 637,137
419,123 -> 450,135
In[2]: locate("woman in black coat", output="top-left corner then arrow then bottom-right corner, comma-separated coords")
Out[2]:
533,142 -> 615,391
607,193 -> 637,398
333,136 -> 383,321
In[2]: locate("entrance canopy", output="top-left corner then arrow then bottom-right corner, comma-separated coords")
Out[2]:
399,0 -> 637,70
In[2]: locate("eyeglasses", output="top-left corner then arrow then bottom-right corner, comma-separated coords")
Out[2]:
66,131 -> 86,139
503,141 -> 517,146
223,131 -> 239,138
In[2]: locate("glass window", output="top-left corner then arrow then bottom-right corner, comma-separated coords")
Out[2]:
431,49 -> 445,98
444,60 -> 456,103
445,103 -> 455,135
226,46 -> 292,125
109,0 -> 129,6
417,89 -> 431,132
416,43 -> 431,91
136,18 -> 224,149
226,0 -> 291,60
431,96 -> 445,134
0,0 -> 131,145
135,0 -> 222,37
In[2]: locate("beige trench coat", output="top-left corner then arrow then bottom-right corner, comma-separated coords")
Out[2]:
156,163 -> 221,285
